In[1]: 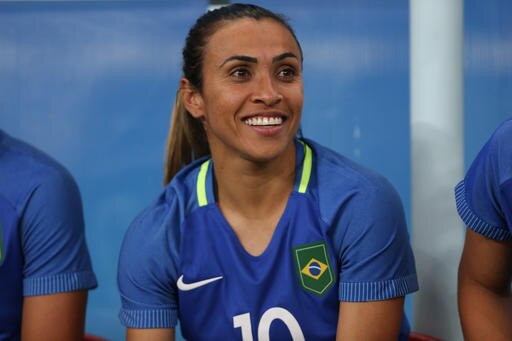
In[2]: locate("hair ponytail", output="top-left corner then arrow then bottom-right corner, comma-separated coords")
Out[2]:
163,88 -> 209,185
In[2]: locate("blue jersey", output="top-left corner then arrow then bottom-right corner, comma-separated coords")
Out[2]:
0,130 -> 97,341
118,139 -> 418,340
455,118 -> 512,240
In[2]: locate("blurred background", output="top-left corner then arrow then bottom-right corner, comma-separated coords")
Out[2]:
0,0 -> 510,340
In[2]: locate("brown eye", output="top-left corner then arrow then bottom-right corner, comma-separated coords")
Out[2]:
277,67 -> 296,81
230,68 -> 251,81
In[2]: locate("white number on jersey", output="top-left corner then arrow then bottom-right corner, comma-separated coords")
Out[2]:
233,307 -> 305,341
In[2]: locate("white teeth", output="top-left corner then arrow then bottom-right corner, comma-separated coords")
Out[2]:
244,117 -> 283,126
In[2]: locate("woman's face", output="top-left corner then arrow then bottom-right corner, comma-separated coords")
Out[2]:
184,18 -> 303,164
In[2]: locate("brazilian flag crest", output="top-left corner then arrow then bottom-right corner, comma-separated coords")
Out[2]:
292,241 -> 335,296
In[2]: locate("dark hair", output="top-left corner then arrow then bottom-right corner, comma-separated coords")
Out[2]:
164,3 -> 303,185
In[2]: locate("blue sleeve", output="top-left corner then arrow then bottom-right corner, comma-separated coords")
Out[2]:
455,119 -> 512,241
330,179 -> 418,302
22,168 -> 97,296
117,192 -> 181,329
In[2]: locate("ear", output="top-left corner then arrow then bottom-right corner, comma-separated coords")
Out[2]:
180,78 -> 204,119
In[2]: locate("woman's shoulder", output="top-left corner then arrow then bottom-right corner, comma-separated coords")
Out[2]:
124,157 -> 209,241
305,139 -> 403,225
306,139 -> 394,193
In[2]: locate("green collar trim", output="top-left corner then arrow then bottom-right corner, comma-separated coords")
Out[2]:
196,140 -> 312,206
196,159 -> 210,207
298,140 -> 312,194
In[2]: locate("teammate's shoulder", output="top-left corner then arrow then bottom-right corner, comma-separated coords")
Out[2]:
495,117 -> 512,133
4,131 -> 75,177
0,131 -> 80,206
489,117 -> 512,150
471,117 -> 512,172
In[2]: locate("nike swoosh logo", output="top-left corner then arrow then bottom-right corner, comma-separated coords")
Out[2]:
177,275 -> 223,291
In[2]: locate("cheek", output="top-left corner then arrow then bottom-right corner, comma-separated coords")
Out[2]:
202,97 -> 239,129
204,88 -> 245,118
288,87 -> 304,111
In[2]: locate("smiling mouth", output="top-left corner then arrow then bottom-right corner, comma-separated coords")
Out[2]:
243,116 -> 284,126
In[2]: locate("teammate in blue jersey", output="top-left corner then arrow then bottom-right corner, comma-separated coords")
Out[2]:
118,4 -> 418,340
0,130 -> 97,340
456,118 -> 512,339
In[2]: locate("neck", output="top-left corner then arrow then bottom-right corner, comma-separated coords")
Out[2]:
212,142 -> 297,218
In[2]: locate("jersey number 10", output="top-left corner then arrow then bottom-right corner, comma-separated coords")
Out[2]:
233,307 -> 305,341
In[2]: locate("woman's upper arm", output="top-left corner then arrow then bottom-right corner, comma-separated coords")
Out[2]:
22,168 -> 97,292
19,164 -> 96,340
458,228 -> 512,293
327,177 -> 415,339
457,228 -> 512,340
332,178 -> 418,301
118,199 -> 181,330
336,298 -> 404,341
21,291 -> 88,341
127,328 -> 175,341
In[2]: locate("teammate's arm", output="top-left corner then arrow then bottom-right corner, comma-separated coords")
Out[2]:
21,291 -> 88,340
19,161 -> 96,340
458,228 -> 512,340
127,328 -> 175,341
336,297 -> 404,340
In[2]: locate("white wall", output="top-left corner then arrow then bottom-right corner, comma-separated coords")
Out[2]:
410,0 -> 465,339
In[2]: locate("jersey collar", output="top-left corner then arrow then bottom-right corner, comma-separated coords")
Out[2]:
196,139 -> 313,207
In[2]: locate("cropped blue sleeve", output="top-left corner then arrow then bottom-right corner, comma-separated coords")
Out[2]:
455,118 -> 512,241
22,166 -> 97,296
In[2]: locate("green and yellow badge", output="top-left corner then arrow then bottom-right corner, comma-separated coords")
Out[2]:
292,241 -> 335,296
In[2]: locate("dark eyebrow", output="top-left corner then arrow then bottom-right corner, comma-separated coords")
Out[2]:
219,55 -> 257,68
219,52 -> 299,68
272,52 -> 299,63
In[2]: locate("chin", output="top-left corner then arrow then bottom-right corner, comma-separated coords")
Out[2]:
243,140 -> 294,163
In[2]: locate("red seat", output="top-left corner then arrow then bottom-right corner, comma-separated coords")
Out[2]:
409,332 -> 444,341
84,334 -> 109,341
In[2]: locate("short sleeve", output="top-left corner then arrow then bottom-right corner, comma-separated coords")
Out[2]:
331,179 -> 418,302
455,120 -> 512,241
22,168 -> 97,295
117,193 -> 181,329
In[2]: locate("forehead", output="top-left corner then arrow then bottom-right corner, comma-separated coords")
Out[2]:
204,18 -> 301,63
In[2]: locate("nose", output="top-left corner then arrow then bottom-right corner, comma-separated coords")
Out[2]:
251,73 -> 283,107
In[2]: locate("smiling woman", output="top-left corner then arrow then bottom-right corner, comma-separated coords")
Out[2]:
181,17 -> 303,167
117,4 -> 418,341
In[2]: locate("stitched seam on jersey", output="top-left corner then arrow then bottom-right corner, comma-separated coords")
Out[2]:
339,274 -> 418,302
455,180 -> 512,241
197,160 -> 210,207
298,140 -> 312,193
